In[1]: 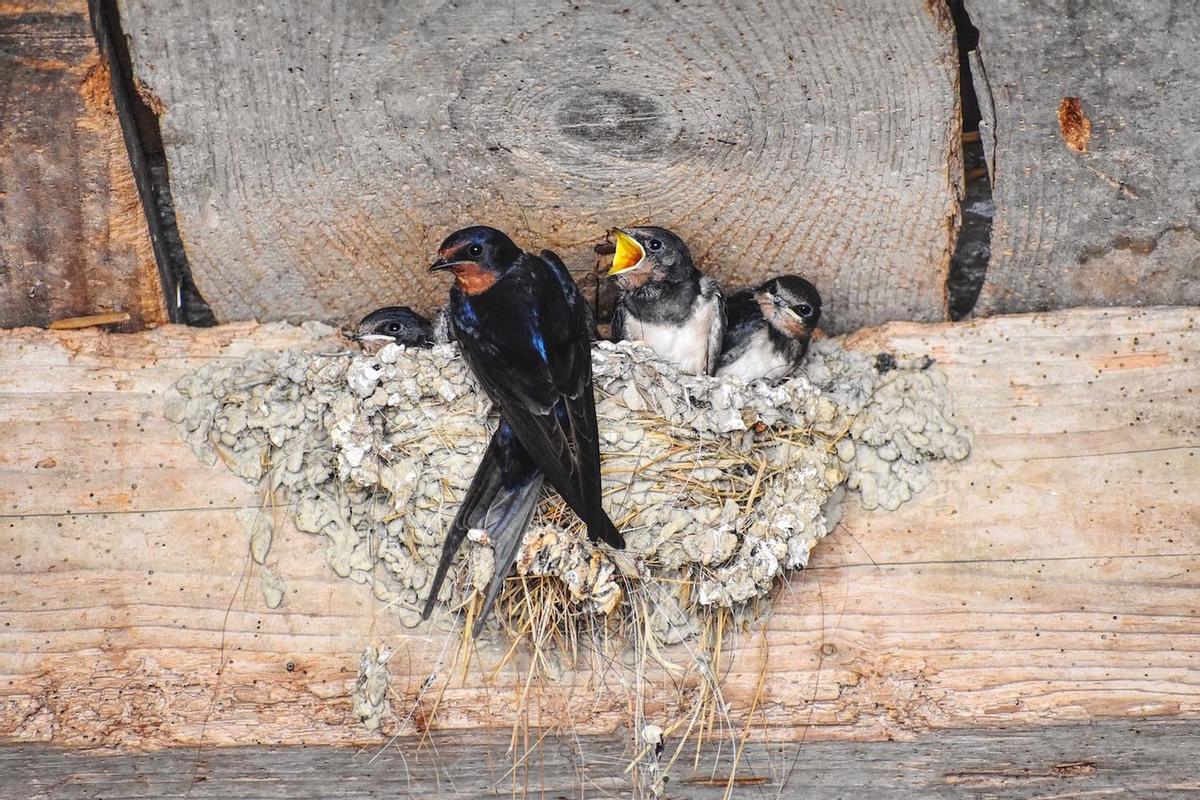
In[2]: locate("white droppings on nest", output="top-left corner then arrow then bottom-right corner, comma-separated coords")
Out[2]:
165,332 -> 969,643
260,566 -> 285,609
352,645 -> 392,732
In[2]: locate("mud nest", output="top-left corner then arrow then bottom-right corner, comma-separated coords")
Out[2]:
166,329 -> 969,646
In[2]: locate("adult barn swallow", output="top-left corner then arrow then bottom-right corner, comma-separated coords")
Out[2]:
352,306 -> 433,353
423,226 -> 623,627
607,226 -> 725,376
421,419 -> 544,636
716,275 -> 822,382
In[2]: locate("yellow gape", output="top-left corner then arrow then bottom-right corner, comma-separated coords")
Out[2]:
607,228 -> 645,276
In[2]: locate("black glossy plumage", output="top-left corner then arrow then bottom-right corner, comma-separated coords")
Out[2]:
441,237 -> 622,550
421,419 -> 543,636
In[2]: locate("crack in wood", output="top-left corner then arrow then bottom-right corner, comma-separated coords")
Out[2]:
88,0 -> 214,327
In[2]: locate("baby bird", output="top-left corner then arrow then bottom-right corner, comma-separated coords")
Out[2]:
716,275 -> 822,382
352,306 -> 433,353
607,226 -> 725,376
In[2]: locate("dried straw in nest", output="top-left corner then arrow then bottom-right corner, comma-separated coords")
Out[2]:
166,334 -> 968,649
168,328 -> 969,793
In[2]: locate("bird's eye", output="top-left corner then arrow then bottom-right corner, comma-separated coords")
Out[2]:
468,244 -> 483,256
797,304 -> 813,317
648,239 -> 663,251
386,323 -> 401,333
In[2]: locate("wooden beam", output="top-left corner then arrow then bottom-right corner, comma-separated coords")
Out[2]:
1,307 -> 1196,759
0,0 -> 166,331
969,0 -> 1200,315
4,718 -> 1198,798
115,0 -> 962,333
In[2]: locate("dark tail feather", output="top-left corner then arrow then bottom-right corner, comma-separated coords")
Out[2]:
470,474 -> 544,638
588,513 -> 624,550
421,435 -> 505,620
565,383 -> 625,550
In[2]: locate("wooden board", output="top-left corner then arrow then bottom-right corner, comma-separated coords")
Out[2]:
1,307 -> 1197,781
968,0 -> 1200,316
6,719 -> 1199,799
0,0 -> 165,331
116,0 -> 962,333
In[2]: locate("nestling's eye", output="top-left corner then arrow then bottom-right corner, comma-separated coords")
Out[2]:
648,239 -> 663,251
385,322 -> 401,334
468,244 -> 483,256
797,303 -> 813,317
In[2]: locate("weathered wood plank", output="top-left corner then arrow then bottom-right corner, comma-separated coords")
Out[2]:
116,0 -> 961,333
5,719 -> 1200,799
968,0 -> 1200,316
0,308 -> 1196,757
0,0 -> 165,331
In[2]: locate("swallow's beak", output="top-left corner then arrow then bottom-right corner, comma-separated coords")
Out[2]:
606,229 -> 645,276
428,257 -> 469,273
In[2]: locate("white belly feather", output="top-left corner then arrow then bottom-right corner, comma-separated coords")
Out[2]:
624,294 -> 720,376
716,329 -> 793,383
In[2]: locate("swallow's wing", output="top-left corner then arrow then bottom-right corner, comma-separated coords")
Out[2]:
610,297 -> 628,342
454,273 -> 589,510
699,275 -> 727,377
716,288 -> 758,370
536,250 -> 623,548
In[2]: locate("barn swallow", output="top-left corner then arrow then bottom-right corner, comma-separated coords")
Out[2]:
607,226 -> 725,376
423,225 -> 623,628
716,275 -> 822,382
422,418 -> 543,636
351,306 -> 433,353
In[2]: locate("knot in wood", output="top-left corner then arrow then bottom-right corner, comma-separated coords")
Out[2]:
555,89 -> 671,158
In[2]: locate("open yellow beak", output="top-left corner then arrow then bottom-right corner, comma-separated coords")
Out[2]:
607,229 -> 645,276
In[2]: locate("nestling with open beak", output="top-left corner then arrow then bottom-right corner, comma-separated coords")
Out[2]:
424,225 -> 623,636
351,306 -> 434,354
607,226 -> 725,376
716,275 -> 822,383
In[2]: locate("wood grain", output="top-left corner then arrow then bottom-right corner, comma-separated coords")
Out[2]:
0,0 -> 165,331
116,0 -> 962,333
5,719 -> 1199,799
969,0 -> 1200,316
1,308 -> 1196,763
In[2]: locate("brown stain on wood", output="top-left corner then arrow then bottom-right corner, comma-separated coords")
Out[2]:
1052,760 -> 1097,776
1058,96 -> 1092,153
78,57 -> 116,115
1088,351 -> 1171,371
77,56 -> 166,329
13,55 -> 73,71
133,76 -> 167,115
0,3 -> 165,331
